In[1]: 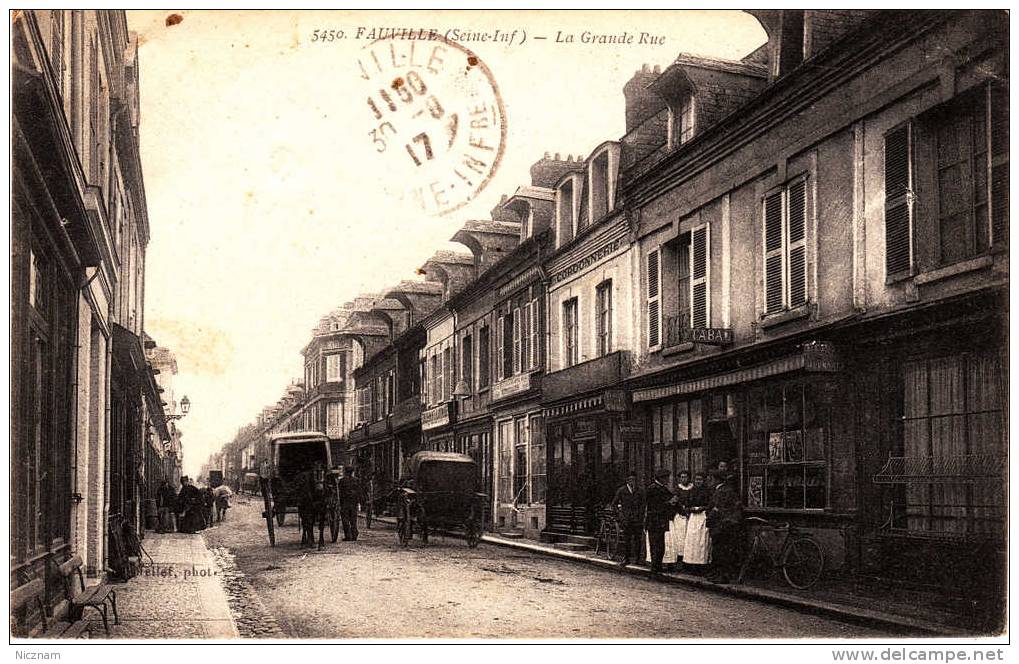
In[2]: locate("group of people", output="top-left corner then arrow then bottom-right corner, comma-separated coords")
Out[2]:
156,476 -> 234,534
612,460 -> 743,583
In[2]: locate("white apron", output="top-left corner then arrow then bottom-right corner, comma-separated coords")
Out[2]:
644,524 -> 679,564
670,514 -> 689,558
683,511 -> 711,565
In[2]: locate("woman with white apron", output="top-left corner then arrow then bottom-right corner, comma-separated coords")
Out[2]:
683,472 -> 713,569
671,471 -> 694,565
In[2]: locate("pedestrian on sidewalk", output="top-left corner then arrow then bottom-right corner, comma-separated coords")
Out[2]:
683,472 -> 713,572
644,468 -> 675,577
177,477 -> 206,534
612,472 -> 645,567
671,471 -> 694,570
338,466 -> 362,541
706,471 -> 744,584
157,479 -> 178,533
202,486 -> 216,529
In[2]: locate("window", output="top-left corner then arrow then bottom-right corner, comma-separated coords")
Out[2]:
562,297 -> 579,367
498,420 -> 513,503
596,280 -> 612,356
478,326 -> 490,388
649,399 -> 704,481
763,179 -> 808,315
647,248 -> 661,347
512,307 -> 521,375
590,151 -> 611,223
461,334 -> 473,390
528,299 -> 539,369
746,381 -> 828,510
529,414 -> 546,504
330,321 -> 341,331
430,353 -> 440,405
326,402 -> 342,436
418,358 -> 426,404
325,354 -> 343,382
900,352 -> 1004,535
556,178 -> 577,246
669,96 -> 695,148
673,234 -> 691,345
443,346 -> 453,401
513,417 -> 528,503
501,312 -> 513,380
887,84 -> 1009,276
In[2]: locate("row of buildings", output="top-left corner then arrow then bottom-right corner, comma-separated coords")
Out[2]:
12,9 -> 186,632
212,10 -> 1007,613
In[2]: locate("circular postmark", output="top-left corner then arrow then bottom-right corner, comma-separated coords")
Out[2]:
356,33 -> 506,217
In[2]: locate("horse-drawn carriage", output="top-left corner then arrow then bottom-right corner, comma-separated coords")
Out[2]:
393,451 -> 486,548
259,431 -> 341,548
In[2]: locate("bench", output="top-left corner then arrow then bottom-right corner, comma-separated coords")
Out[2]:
11,578 -> 91,639
56,556 -> 119,636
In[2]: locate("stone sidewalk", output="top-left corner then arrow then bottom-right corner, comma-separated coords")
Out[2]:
89,531 -> 238,639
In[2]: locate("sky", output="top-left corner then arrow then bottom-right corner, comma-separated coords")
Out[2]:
127,10 -> 766,477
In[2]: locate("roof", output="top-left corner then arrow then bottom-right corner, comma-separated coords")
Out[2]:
672,53 -> 768,77
269,431 -> 330,444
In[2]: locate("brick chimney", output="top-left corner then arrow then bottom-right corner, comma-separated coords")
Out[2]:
623,64 -> 666,133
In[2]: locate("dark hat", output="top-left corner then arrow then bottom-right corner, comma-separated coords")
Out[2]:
654,468 -> 671,479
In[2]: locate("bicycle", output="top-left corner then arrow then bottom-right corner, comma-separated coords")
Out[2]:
737,516 -> 825,590
594,507 -> 625,562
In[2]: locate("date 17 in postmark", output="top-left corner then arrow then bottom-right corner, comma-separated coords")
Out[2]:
357,34 -> 506,217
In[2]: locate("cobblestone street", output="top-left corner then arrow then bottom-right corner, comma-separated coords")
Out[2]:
200,497 -> 896,639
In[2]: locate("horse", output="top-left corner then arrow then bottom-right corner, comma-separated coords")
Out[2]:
297,463 -> 335,549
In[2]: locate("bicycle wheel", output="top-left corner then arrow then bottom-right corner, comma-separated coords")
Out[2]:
738,539 -> 775,584
781,537 -> 824,589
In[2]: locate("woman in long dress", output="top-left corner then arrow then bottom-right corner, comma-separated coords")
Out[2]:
683,472 -> 713,570
671,471 -> 694,568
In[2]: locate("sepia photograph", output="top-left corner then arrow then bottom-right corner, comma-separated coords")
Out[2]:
7,5 -> 1011,652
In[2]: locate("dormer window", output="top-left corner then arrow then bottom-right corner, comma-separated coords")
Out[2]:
668,95 -> 695,149
555,175 -> 581,247
329,321 -> 340,332
587,144 -> 620,227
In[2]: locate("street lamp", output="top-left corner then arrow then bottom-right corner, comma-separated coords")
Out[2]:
167,394 -> 191,421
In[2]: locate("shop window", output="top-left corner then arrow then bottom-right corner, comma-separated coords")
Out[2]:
649,398 -> 704,482
498,420 -> 513,503
900,352 -> 1005,535
529,414 -> 546,504
745,381 -> 827,510
513,417 -> 528,504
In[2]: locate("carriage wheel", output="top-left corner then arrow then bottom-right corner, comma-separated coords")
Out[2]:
464,519 -> 481,549
329,506 -> 340,543
396,499 -> 412,547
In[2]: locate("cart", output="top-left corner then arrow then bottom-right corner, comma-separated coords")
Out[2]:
259,431 -> 341,547
393,451 -> 486,548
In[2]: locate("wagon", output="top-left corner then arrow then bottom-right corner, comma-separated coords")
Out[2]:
259,431 -> 340,546
393,451 -> 486,548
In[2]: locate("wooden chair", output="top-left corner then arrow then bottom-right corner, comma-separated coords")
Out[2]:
11,578 -> 91,639
56,556 -> 119,636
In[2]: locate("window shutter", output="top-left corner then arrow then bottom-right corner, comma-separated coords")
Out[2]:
529,299 -> 539,369
884,124 -> 913,276
647,249 -> 661,347
787,180 -> 807,307
502,313 -> 514,380
496,315 -> 504,381
512,307 -> 521,376
990,85 -> 1009,246
764,192 -> 785,313
690,225 -> 710,329
520,305 -> 529,373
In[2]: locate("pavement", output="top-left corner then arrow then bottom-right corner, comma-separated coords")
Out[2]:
86,531 -> 238,639
372,514 -> 986,637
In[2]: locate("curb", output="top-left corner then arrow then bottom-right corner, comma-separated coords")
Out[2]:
362,513 -> 967,637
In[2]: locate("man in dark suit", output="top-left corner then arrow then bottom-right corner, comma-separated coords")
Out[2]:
645,468 -> 675,577
338,466 -> 363,541
612,472 -> 645,567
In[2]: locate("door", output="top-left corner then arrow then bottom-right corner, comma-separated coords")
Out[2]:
547,420 -> 599,534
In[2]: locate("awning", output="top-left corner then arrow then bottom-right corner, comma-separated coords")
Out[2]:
632,342 -> 841,403
873,454 -> 1005,484
543,395 -> 603,419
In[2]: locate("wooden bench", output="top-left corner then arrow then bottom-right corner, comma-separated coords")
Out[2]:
56,556 -> 119,636
11,578 -> 91,639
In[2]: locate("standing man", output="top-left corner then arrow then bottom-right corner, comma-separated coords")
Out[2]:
338,466 -> 362,541
707,471 -> 744,584
645,469 -> 675,578
156,479 -> 178,533
612,472 -> 645,567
